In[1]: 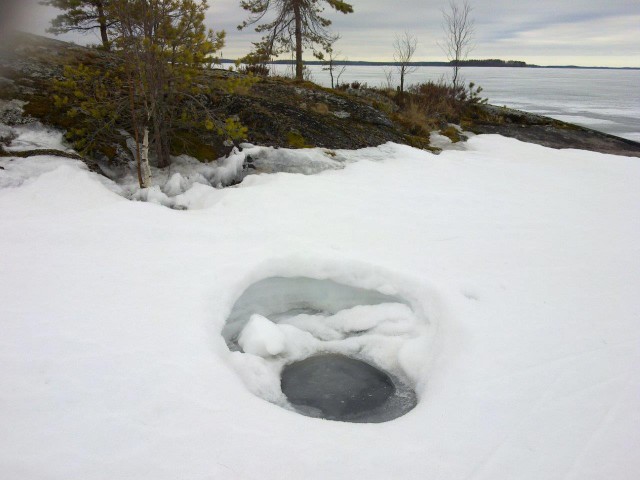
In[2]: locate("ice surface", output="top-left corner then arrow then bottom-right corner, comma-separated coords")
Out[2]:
1,136 -> 639,479
549,114 -> 618,126
274,64 -> 640,140
244,146 -> 345,174
280,354 -> 416,423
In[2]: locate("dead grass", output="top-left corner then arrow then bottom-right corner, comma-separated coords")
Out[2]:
408,81 -> 462,121
311,102 -> 329,115
395,100 -> 433,135
440,125 -> 462,143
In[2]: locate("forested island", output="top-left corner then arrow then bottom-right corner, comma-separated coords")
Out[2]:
225,59 -> 637,70
231,59 -> 532,67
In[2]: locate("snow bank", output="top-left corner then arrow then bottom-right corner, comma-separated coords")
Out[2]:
1,134 -> 639,479
1,122 -> 348,210
0,161 -> 124,217
238,314 -> 286,356
2,121 -> 73,152
5,124 -> 67,151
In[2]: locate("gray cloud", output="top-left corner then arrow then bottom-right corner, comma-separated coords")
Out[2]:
9,0 -> 640,67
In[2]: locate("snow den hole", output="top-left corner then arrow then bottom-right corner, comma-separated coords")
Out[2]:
223,276 -> 422,423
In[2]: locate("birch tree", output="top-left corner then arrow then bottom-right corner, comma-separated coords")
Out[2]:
317,44 -> 347,89
238,0 -> 354,81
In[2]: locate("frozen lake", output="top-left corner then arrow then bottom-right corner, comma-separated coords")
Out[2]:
271,64 -> 640,142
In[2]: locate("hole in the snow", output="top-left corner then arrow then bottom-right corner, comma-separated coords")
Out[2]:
222,276 -> 425,423
281,354 -> 416,423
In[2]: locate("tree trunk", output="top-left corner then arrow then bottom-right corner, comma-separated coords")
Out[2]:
161,122 -> 171,166
96,1 -> 110,51
153,114 -> 170,168
329,61 -> 334,88
140,127 -> 151,188
293,1 -> 303,81
452,62 -> 459,90
127,74 -> 144,188
134,125 -> 143,187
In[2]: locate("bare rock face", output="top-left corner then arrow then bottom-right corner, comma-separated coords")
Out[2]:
0,33 -> 90,94
213,76 -> 405,151
470,104 -> 640,158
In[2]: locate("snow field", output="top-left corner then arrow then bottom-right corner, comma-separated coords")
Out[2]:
1,133 -> 639,479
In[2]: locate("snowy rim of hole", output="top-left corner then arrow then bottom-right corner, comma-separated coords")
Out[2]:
213,255 -> 442,413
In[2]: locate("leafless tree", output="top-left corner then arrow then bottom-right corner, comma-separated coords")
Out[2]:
382,67 -> 395,90
320,46 -> 347,89
440,0 -> 475,90
393,31 -> 418,96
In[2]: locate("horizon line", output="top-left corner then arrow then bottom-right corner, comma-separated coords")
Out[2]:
218,59 -> 640,70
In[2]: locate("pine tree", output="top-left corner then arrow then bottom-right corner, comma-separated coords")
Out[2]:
238,0 -> 353,81
40,0 -> 113,50
108,0 -> 225,169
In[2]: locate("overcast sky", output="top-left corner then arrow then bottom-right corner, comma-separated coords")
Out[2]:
4,0 -> 640,67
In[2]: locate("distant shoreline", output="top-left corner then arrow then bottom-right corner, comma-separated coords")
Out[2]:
219,59 -> 640,71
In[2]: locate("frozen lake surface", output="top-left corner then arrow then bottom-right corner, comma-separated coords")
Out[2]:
273,64 -> 640,142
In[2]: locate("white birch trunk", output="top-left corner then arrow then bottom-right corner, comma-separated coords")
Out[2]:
140,127 -> 151,188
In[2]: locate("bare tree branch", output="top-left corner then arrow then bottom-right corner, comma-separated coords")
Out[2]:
439,0 -> 475,90
393,31 -> 418,96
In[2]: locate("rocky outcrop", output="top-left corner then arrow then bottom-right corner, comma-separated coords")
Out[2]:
0,33 -> 405,157
469,105 -> 640,158
209,72 -> 405,150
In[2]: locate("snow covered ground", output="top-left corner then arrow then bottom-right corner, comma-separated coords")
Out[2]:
1,132 -> 639,479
